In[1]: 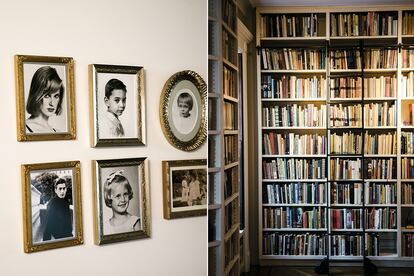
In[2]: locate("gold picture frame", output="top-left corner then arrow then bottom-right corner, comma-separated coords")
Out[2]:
160,70 -> 207,151
92,157 -> 151,245
90,64 -> 146,147
162,159 -> 207,219
21,161 -> 83,253
15,55 -> 76,141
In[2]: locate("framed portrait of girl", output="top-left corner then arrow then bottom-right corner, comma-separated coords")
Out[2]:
15,55 -> 76,141
92,157 -> 151,245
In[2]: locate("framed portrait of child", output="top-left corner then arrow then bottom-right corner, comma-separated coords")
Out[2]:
21,161 -> 83,253
162,159 -> 207,219
90,64 -> 146,147
15,55 -> 76,141
92,157 -> 150,245
159,70 -> 207,151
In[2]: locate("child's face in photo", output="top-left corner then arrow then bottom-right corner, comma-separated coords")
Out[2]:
55,183 -> 67,199
178,99 -> 190,118
105,89 -> 126,117
40,90 -> 60,117
110,182 -> 130,214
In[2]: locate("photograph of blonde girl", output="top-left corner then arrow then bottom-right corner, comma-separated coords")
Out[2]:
101,166 -> 141,235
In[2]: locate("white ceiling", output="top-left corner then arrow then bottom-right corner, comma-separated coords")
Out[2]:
249,0 -> 414,7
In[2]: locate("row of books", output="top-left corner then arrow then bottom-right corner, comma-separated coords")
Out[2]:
223,65 -> 237,98
330,50 -> 362,70
222,29 -> 237,65
262,104 -> 327,128
402,233 -> 414,257
261,48 -> 326,70
263,182 -> 326,204
330,77 -> 361,99
363,132 -> 397,155
260,14 -> 323,38
331,208 -> 362,230
365,183 -> 397,205
224,166 -> 237,199
402,132 -> 414,154
329,104 -> 362,127
331,183 -> 362,205
224,135 -> 237,164
365,207 -> 397,229
331,234 -> 363,256
222,0 -> 236,30
402,72 -> 414,98
365,158 -> 396,179
262,132 -> 326,155
402,12 -> 414,36
330,12 -> 398,37
263,206 -> 326,229
363,75 -> 396,98
262,158 -> 326,180
224,102 -> 236,130
224,235 -> 236,267
402,49 -> 414,68
330,131 -> 362,154
262,232 -> 327,256
402,158 -> 414,179
364,49 -> 397,69
330,158 -> 361,180
401,183 -> 414,205
363,102 -> 396,127
403,103 -> 414,127
225,201 -> 236,232
261,75 -> 326,99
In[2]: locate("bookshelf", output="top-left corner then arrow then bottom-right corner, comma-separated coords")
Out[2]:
256,5 -> 414,266
209,0 -> 240,275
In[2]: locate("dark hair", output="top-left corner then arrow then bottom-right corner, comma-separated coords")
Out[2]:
177,92 -> 193,111
103,174 -> 133,208
105,79 -> 127,98
26,66 -> 65,116
54,177 -> 67,189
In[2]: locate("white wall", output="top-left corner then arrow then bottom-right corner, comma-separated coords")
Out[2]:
0,0 -> 207,275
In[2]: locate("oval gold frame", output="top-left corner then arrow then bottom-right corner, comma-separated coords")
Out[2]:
160,70 -> 207,151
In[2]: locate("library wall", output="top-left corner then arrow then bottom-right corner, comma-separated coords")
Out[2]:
0,1 -> 207,276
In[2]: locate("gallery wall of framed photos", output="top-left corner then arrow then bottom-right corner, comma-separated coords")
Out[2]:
0,0 -> 206,275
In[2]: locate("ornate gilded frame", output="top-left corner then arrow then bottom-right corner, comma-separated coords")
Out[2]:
21,161 -> 83,253
160,70 -> 207,151
92,157 -> 151,245
90,64 -> 146,147
162,159 -> 207,219
15,55 -> 76,141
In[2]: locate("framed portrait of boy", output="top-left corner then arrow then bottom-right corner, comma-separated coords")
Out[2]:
92,157 -> 150,245
21,161 -> 83,253
160,70 -> 207,151
162,159 -> 207,219
90,64 -> 145,147
15,55 -> 76,141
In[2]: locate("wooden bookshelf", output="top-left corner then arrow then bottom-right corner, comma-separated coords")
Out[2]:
256,5 -> 414,265
209,0 -> 240,275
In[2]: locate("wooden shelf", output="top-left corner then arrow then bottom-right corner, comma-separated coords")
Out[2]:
209,240 -> 221,248
261,69 -> 326,74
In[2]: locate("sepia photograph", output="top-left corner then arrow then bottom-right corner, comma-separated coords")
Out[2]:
93,158 -> 150,245
162,159 -> 207,219
22,161 -> 82,253
90,64 -> 145,147
15,55 -> 76,141
160,70 -> 207,151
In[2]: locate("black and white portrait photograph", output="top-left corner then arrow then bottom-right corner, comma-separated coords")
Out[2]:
15,55 -> 76,141
160,70 -> 207,151
93,158 -> 150,245
22,161 -> 82,253
162,159 -> 207,219
90,64 -> 145,147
